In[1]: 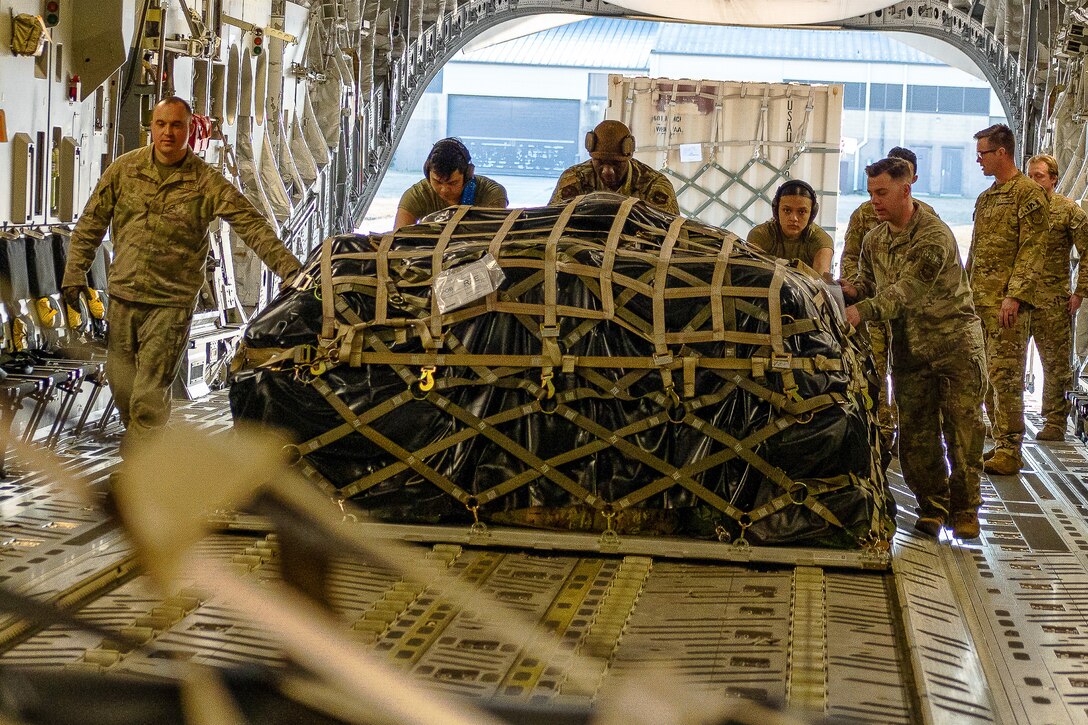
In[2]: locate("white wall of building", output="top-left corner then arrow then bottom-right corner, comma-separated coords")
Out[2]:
393,30 -> 1004,200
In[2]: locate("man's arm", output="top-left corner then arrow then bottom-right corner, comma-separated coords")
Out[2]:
839,205 -> 868,281
208,174 -> 300,280
648,174 -> 680,215
393,208 -> 417,231
61,164 -> 118,289
1005,184 -> 1049,306
548,169 -> 580,206
855,239 -> 949,324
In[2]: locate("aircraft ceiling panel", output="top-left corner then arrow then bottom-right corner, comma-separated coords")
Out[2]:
602,0 -> 896,25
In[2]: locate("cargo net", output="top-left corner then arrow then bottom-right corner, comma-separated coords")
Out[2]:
230,193 -> 894,548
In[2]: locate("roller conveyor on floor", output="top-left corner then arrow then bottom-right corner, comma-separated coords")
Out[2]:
0,393 -> 1087,722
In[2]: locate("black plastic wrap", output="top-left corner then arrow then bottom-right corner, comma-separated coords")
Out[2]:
231,194 -> 893,547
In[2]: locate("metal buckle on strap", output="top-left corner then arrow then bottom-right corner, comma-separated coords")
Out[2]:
294,345 -> 315,365
770,351 -> 793,370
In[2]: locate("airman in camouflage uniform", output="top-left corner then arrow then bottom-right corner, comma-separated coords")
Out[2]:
549,120 -> 679,214
968,125 -> 1048,475
747,179 -> 834,276
841,147 -> 936,456
840,157 -> 985,539
1025,154 -> 1088,441
63,97 -> 302,452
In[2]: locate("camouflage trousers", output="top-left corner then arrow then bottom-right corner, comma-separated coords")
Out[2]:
106,297 -> 193,452
869,320 -> 897,452
893,346 -> 986,518
1029,301 -> 1074,428
977,305 -> 1030,455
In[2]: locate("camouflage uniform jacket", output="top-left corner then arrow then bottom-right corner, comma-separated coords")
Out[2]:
841,198 -> 936,280
63,146 -> 302,309
548,159 -> 679,214
967,171 -> 1048,309
854,204 -> 983,369
1037,192 -> 1088,305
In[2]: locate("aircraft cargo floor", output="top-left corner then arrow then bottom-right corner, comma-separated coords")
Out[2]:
0,392 -> 1086,724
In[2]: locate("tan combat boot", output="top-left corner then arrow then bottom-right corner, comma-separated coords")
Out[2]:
1035,424 -> 1066,441
913,515 -> 944,538
983,450 -> 1021,476
951,511 -> 980,540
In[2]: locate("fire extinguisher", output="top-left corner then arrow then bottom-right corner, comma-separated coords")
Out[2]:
68,74 -> 80,103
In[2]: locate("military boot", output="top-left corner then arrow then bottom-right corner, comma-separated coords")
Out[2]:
913,515 -> 944,538
1035,424 -> 1066,441
983,450 -> 1022,476
951,511 -> 980,540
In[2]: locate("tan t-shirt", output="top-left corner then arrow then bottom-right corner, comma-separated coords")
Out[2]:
746,220 -> 834,267
398,175 -> 508,220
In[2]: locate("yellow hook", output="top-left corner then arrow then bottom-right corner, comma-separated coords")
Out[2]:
540,370 -> 555,400
418,365 -> 436,392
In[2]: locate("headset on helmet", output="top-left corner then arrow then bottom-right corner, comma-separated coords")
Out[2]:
585,121 -> 636,158
423,137 -> 474,180
772,179 -> 819,225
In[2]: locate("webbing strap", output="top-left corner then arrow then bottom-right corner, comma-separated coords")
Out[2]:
543,198 -> 579,334
768,260 -> 786,355
652,216 -> 685,355
601,197 -> 639,321
487,208 -> 523,261
710,230 -> 733,334
653,217 -> 686,396
340,350 -> 841,373
374,230 -> 398,325
428,205 -> 472,346
319,237 -> 335,342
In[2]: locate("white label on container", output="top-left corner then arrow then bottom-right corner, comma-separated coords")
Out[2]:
679,143 -> 702,163
433,255 -> 504,314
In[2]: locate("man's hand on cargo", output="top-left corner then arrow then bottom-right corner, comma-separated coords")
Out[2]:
838,279 -> 858,302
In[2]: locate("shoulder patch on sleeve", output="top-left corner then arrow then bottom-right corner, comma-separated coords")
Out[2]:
558,183 -> 580,201
916,245 -> 946,284
1018,196 -> 1043,218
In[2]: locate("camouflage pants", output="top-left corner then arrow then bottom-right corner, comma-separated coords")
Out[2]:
869,320 -> 897,451
893,347 -> 985,518
106,297 -> 192,452
977,304 -> 1030,455
1029,301 -> 1074,428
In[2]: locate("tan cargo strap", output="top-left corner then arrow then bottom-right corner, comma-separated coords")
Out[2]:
601,197 -> 639,320
335,350 -> 842,374
652,216 -> 686,402
428,205 -> 472,347
374,230 -> 398,326
319,236 -> 336,342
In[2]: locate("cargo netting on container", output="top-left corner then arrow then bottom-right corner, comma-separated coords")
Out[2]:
230,193 -> 894,548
